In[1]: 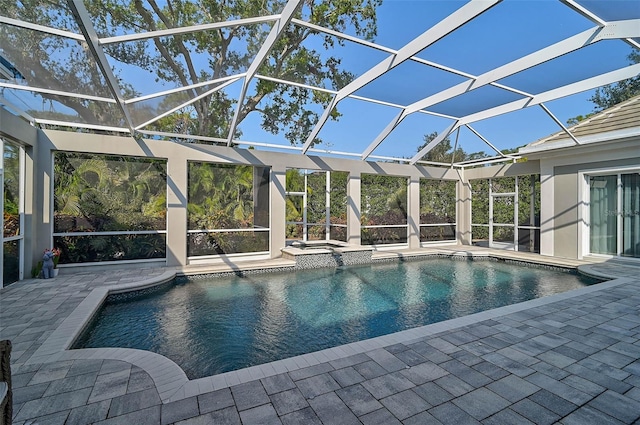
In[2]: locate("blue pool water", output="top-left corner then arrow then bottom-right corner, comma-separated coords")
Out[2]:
75,259 -> 601,378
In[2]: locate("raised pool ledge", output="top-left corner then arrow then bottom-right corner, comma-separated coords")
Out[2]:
281,240 -> 373,269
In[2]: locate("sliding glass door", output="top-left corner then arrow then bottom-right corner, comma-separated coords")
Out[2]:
589,172 -> 640,259
2,139 -> 24,286
622,173 -> 640,258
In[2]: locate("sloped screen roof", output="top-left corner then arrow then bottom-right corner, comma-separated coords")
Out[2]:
0,0 -> 638,167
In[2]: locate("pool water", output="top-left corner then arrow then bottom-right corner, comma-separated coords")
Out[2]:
75,259 -> 601,378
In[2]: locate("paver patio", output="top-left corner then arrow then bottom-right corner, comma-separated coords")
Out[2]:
1,248 -> 640,424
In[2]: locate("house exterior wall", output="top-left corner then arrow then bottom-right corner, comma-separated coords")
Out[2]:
532,137 -> 640,259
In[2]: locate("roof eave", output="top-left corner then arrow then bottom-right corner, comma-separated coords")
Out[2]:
519,126 -> 640,155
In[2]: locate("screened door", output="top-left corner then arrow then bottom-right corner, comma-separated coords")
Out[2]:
490,194 -> 516,249
589,172 -> 640,258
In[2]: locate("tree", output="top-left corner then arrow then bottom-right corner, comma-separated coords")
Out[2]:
1,0 -> 381,146
3,143 -> 20,238
590,49 -> 640,111
416,131 -> 495,163
417,132 -> 460,163
566,48 -> 640,124
53,153 -> 168,262
566,114 -> 594,126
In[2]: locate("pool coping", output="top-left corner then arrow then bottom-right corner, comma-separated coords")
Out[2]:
25,249 -> 630,403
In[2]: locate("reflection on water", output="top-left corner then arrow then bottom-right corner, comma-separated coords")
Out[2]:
75,259 -> 601,379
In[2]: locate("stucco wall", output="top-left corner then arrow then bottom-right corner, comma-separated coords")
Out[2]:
532,137 -> 640,260
552,156 -> 640,259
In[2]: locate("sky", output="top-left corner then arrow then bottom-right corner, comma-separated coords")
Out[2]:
3,0 -> 638,162
236,0 -> 639,161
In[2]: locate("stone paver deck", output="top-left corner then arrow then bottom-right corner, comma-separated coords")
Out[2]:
1,247 -> 640,424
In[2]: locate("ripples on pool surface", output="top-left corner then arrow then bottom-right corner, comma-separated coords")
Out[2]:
74,259 -> 601,378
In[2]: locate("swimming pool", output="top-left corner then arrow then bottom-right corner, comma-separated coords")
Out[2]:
74,258 -> 601,379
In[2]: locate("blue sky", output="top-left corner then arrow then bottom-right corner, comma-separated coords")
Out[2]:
237,0 -> 638,160
5,0 -> 636,161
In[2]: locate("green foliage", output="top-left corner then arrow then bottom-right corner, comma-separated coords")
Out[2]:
285,169 -> 347,240
3,142 -> 20,238
53,152 -> 168,263
188,162 -> 256,230
329,171 -> 348,221
420,180 -> 456,224
31,261 -> 43,279
566,114 -> 595,126
416,132 -> 496,163
2,0 -> 380,145
188,162 -> 269,254
567,48 -> 640,124
55,234 -> 166,263
590,50 -> 640,111
418,132 -> 465,163
0,1 -> 137,127
361,174 -> 407,224
471,179 -> 490,226
360,174 -> 407,244
470,175 -> 540,246
416,132 -> 530,165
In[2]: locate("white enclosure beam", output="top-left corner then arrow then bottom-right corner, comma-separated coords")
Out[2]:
294,18 -> 477,81
0,16 -> 84,41
465,124 -> 513,157
561,1 -> 640,49
35,119 -> 129,133
538,103 -> 581,145
127,75 -> 244,104
257,74 -> 415,109
301,0 -> 502,153
458,155 -> 518,168
450,127 -> 461,167
365,19 -> 638,160
256,74 -> 337,95
0,81 -> 116,103
136,78 -> 238,130
139,130 -> 228,144
411,121 -> 459,164
335,0 -> 502,104
410,62 -> 639,165
561,0 -> 607,26
100,16 -> 280,44
227,0 -> 303,146
458,63 -> 640,126
67,0 -> 136,133
0,96 -> 36,124
361,112 -> 405,160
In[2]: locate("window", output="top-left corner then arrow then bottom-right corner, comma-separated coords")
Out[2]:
361,174 -> 408,246
188,162 -> 270,256
54,152 -> 167,263
419,179 -> 456,243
